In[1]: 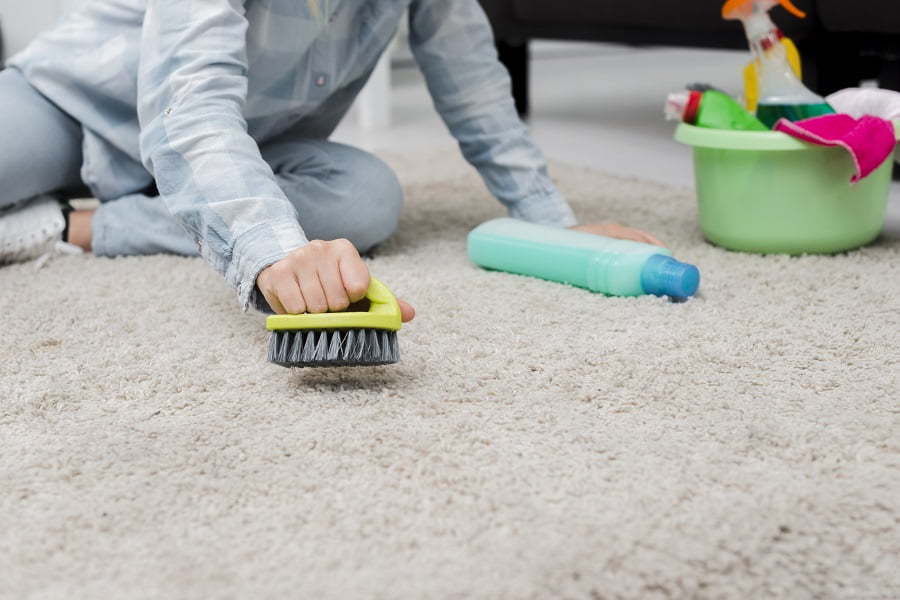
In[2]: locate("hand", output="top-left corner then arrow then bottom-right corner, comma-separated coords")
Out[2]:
256,239 -> 415,322
570,223 -> 666,248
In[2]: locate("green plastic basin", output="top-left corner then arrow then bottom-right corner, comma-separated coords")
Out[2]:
674,121 -> 899,254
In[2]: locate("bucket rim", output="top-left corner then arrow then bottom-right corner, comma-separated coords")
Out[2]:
674,119 -> 900,151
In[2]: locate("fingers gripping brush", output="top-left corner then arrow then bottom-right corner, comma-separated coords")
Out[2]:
266,277 -> 402,368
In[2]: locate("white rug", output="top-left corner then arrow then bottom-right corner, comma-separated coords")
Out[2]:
1,151 -> 898,599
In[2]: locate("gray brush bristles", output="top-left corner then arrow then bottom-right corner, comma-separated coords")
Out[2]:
267,328 -> 400,368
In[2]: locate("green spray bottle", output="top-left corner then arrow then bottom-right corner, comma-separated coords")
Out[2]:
665,89 -> 768,131
467,218 -> 700,299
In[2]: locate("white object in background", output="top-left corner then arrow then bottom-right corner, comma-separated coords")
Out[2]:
353,41 -> 394,130
827,88 -> 900,121
828,88 -> 900,163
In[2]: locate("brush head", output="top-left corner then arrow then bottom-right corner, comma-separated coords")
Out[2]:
265,277 -> 403,368
268,328 -> 399,368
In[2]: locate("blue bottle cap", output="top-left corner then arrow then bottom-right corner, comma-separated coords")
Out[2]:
640,254 -> 701,299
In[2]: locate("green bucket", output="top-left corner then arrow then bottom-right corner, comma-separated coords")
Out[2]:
674,121 -> 899,254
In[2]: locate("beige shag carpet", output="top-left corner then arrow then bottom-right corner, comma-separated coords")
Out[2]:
1,150 -> 898,600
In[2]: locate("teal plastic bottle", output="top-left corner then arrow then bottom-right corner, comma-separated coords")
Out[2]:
467,218 -> 700,299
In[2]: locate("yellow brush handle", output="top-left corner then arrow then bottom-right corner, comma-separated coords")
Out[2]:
266,276 -> 402,332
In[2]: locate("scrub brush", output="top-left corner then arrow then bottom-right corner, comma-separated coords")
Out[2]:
266,277 -> 402,368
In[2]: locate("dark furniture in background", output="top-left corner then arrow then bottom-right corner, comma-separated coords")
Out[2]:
478,0 -> 900,116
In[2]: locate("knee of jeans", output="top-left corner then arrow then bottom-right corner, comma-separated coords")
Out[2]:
344,157 -> 403,253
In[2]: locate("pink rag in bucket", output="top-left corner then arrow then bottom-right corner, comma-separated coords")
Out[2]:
774,114 -> 895,183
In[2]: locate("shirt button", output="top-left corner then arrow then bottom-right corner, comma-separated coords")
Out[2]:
315,75 -> 327,87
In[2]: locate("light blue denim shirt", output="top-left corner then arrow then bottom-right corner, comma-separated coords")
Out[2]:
9,0 -> 577,309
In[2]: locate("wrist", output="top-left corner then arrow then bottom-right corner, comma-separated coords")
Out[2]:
229,221 -> 308,312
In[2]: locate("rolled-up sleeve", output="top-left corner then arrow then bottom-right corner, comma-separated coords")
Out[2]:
137,0 -> 308,310
408,0 -> 577,227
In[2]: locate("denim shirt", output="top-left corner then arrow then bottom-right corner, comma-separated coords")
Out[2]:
9,0 -> 577,310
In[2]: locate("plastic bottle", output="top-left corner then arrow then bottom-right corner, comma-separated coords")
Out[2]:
666,89 -> 768,131
722,0 -> 835,128
742,30 -> 803,112
467,218 -> 700,299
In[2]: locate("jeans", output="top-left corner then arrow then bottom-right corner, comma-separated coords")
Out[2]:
0,68 -> 403,260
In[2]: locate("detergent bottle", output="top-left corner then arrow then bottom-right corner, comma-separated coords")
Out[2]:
467,218 -> 700,300
665,89 -> 768,131
723,0 -> 835,128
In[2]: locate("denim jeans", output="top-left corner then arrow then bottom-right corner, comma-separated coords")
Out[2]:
0,68 -> 403,260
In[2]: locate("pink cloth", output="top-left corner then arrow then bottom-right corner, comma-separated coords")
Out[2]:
774,114 -> 896,183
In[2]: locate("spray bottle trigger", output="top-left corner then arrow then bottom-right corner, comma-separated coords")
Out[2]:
722,0 -> 751,20
778,0 -> 806,18
722,0 -> 806,20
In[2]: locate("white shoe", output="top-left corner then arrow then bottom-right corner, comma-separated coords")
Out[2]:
0,196 -> 68,265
